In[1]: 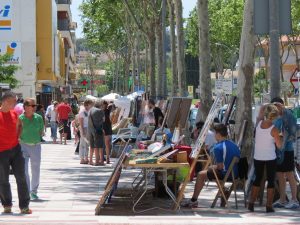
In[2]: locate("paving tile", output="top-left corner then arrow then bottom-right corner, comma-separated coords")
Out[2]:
3,128 -> 300,224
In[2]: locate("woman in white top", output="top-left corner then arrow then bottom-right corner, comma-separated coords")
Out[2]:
248,104 -> 282,213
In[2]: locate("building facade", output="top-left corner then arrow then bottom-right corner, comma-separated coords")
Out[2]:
0,0 -> 76,106
0,0 -> 36,98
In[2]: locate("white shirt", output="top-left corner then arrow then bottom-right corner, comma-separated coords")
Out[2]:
205,130 -> 217,150
46,105 -> 57,122
79,110 -> 89,128
254,121 -> 276,160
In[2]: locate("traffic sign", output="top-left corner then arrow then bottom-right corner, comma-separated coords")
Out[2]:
215,78 -> 232,95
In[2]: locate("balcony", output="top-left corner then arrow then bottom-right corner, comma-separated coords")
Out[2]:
57,2 -> 72,19
58,19 -> 70,31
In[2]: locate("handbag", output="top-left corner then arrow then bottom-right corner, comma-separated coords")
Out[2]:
90,113 -> 103,135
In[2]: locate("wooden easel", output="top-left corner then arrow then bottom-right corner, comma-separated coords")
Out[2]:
173,94 -> 224,210
95,140 -> 131,215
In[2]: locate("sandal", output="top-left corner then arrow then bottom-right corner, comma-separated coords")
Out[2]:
20,207 -> 32,214
93,162 -> 104,166
3,206 -> 12,213
80,159 -> 88,164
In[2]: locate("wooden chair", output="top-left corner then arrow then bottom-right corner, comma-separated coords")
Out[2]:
211,156 -> 239,208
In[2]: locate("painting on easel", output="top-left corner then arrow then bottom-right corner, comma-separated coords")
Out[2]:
166,97 -> 192,132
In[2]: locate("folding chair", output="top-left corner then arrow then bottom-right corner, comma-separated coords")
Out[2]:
211,156 -> 239,208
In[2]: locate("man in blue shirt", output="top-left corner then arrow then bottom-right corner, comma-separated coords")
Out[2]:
182,123 -> 240,207
271,97 -> 299,209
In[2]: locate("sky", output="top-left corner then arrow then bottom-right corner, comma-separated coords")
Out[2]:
70,0 -> 197,39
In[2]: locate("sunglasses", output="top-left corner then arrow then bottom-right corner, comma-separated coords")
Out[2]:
27,104 -> 37,107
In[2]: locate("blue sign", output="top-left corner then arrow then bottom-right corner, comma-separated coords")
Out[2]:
134,86 -> 145,92
42,85 -> 52,93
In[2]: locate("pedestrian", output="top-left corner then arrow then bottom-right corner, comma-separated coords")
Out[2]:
19,98 -> 44,201
78,99 -> 93,164
103,101 -> 112,164
182,124 -> 240,208
271,97 -> 300,209
46,101 -> 58,144
36,104 -> 46,141
57,98 -> 72,145
45,100 -> 54,123
72,113 -> 80,146
248,104 -> 283,213
148,99 -> 164,129
0,92 -> 31,214
14,97 -> 24,116
88,99 -> 105,166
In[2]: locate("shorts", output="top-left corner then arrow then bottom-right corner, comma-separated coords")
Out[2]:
59,119 -> 69,133
207,168 -> 225,181
103,123 -> 112,136
89,132 -> 104,148
277,151 -> 295,172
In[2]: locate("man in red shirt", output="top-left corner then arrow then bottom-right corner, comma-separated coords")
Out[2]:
57,98 -> 72,145
0,92 -> 31,214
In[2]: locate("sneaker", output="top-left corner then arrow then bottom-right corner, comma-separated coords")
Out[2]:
181,199 -> 198,208
3,206 -> 12,213
284,200 -> 300,209
30,192 -> 39,200
20,208 -> 32,214
273,200 -> 288,208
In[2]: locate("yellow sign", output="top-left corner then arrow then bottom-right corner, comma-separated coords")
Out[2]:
188,86 -> 194,96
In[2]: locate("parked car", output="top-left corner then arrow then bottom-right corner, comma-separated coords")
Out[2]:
188,108 -> 198,132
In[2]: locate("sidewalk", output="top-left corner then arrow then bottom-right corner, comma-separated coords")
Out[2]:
1,129 -> 300,224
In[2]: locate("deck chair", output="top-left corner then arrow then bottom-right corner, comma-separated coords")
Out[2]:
211,156 -> 239,209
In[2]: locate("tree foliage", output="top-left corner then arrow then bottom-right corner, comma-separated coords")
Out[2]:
0,54 -> 19,89
80,0 -> 127,53
186,0 -> 244,71
253,69 -> 268,98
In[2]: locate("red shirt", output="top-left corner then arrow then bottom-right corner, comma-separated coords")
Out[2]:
57,103 -> 72,120
0,110 -> 19,152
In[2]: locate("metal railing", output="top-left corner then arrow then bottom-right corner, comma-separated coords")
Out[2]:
58,19 -> 70,31
57,0 -> 71,4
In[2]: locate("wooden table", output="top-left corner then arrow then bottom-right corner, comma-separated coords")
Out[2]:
123,160 -> 190,213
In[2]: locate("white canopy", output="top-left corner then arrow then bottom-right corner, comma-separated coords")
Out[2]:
101,93 -> 121,101
126,91 -> 144,100
85,95 -> 98,100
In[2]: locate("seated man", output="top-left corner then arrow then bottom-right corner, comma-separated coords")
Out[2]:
182,123 -> 240,207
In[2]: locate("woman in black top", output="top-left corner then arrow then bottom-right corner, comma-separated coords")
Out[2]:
102,101 -> 113,164
148,99 -> 164,129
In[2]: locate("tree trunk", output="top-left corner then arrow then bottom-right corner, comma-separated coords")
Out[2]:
162,0 -> 167,98
136,32 -> 141,90
124,44 -> 131,94
174,0 -> 186,96
115,53 -> 119,93
149,32 -> 156,98
234,0 -> 255,158
197,0 -> 212,121
168,0 -> 178,96
145,43 -> 149,93
132,39 -> 136,93
156,16 -> 163,99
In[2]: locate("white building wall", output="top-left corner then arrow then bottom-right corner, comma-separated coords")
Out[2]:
0,0 -> 36,98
